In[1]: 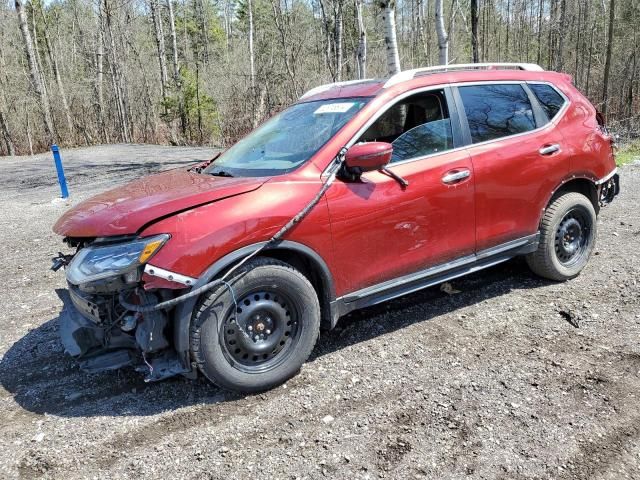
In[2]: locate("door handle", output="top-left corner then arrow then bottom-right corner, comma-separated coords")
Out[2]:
539,144 -> 560,155
442,169 -> 471,184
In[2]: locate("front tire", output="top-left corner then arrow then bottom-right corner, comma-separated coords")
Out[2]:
526,192 -> 597,281
190,257 -> 320,393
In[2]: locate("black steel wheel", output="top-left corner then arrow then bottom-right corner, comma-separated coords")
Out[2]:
554,209 -> 591,267
190,258 -> 320,393
527,192 -> 597,281
221,290 -> 300,373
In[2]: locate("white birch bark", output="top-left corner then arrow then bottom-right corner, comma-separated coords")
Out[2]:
380,0 -> 401,75
435,0 -> 449,65
355,0 -> 367,78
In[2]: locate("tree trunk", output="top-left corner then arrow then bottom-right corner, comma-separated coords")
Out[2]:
95,5 -> 107,143
149,0 -> 169,104
435,0 -> 448,65
38,2 -> 74,140
470,0 -> 479,63
15,0 -> 55,146
380,0 -> 401,75
166,0 -> 185,138
555,0 -> 566,71
0,108 -> 15,156
601,0 -> 615,118
355,0 -> 367,78
248,0 -> 258,126
167,0 -> 180,84
334,0 -> 344,81
103,0 -> 131,142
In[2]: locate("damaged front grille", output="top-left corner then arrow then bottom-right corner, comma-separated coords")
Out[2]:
68,285 -> 113,324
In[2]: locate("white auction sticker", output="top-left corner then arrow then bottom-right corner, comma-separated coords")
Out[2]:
314,102 -> 355,114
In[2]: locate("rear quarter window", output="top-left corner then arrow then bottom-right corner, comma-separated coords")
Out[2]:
528,83 -> 567,121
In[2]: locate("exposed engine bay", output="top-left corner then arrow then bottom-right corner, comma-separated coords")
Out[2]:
54,236 -> 192,382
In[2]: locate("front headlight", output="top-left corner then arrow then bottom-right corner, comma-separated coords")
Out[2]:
66,234 -> 169,285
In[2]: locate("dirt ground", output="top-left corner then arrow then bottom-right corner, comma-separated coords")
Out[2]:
0,144 -> 639,480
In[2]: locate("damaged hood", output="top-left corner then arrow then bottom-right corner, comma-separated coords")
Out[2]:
53,168 -> 267,237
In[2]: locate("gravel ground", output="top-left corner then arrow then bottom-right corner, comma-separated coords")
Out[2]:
0,144 -> 639,480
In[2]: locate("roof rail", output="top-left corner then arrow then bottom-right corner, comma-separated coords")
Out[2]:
383,63 -> 544,88
300,79 -> 375,100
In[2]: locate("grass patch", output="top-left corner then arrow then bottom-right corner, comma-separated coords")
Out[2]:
616,140 -> 640,166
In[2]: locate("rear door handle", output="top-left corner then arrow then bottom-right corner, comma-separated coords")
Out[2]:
442,169 -> 471,184
539,144 -> 560,155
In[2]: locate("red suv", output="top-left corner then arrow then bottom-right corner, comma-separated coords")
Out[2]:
53,63 -> 619,392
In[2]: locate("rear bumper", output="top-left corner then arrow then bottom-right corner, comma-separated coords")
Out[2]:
598,171 -> 619,206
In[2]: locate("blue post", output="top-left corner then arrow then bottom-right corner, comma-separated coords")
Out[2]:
51,144 -> 69,199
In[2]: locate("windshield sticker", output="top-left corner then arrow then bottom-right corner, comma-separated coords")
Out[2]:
314,103 -> 355,114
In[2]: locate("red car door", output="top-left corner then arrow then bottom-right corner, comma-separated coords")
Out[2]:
454,83 -> 570,251
325,88 -> 476,296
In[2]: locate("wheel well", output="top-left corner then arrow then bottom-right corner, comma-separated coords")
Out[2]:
258,249 -> 334,330
551,178 -> 599,214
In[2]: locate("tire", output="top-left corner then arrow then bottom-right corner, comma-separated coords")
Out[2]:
190,257 -> 320,393
526,192 -> 597,281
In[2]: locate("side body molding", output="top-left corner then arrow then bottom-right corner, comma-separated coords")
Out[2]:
172,240 -> 338,373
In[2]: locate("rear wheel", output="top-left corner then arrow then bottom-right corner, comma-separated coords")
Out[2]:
190,258 -> 320,393
526,192 -> 597,281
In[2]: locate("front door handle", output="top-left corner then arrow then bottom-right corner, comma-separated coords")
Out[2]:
442,169 -> 471,184
539,144 -> 560,155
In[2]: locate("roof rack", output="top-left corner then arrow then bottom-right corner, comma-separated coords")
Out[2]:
300,79 -> 375,99
383,63 -> 544,88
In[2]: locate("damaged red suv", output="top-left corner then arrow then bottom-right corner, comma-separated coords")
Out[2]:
53,63 -> 619,392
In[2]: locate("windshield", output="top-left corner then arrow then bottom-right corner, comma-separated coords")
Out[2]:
204,98 -> 369,177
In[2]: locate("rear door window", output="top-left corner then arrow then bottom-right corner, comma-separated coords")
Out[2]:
458,84 -> 536,143
528,83 -> 567,121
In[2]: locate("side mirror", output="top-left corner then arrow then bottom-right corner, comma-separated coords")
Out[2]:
344,142 -> 393,172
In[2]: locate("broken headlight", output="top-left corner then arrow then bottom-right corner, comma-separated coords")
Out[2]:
66,234 -> 169,285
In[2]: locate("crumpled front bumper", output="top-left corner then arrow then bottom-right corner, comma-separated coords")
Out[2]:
59,291 -> 137,373
58,287 -> 191,380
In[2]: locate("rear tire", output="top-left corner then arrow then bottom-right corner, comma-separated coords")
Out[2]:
526,192 -> 597,281
190,257 -> 320,393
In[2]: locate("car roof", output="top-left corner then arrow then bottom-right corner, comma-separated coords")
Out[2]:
299,63 -> 569,103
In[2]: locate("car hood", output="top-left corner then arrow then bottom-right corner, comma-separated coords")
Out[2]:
53,169 -> 267,237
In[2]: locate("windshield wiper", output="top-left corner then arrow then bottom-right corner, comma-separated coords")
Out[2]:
209,170 -> 234,178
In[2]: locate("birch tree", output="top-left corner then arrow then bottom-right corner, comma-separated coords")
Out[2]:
435,0 -> 448,65
379,0 -> 400,75
355,0 -> 367,78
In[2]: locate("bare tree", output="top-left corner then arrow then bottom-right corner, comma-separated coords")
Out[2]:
379,0 -> 400,75
435,0 -> 448,65
355,0 -> 367,78
95,5 -> 107,143
37,2 -> 74,140
602,0 -> 615,117
149,0 -> 169,104
0,109 -> 15,156
470,0 -> 479,63
14,0 -> 55,146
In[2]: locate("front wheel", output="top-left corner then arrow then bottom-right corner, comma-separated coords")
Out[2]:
190,258 -> 320,393
526,192 -> 597,281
